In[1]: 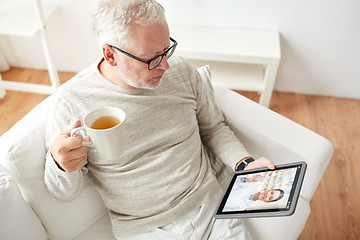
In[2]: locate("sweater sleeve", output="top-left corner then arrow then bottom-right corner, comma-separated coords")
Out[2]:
44,91 -> 85,202
187,62 -> 251,169
44,152 -> 85,201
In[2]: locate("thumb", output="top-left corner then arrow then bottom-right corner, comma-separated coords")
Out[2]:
62,120 -> 82,137
258,157 -> 275,170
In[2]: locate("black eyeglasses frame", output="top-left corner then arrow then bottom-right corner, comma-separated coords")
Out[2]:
108,37 -> 178,70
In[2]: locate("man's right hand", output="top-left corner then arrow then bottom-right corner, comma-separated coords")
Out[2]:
50,120 -> 89,172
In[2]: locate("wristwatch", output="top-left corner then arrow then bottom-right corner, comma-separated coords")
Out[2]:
236,157 -> 255,171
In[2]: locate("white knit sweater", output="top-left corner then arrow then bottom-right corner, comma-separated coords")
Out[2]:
44,56 -> 250,237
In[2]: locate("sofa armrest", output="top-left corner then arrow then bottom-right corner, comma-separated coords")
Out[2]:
0,165 -> 47,240
0,95 -> 110,240
213,83 -> 333,201
245,197 -> 310,240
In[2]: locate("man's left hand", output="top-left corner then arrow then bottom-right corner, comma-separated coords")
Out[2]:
244,157 -> 275,170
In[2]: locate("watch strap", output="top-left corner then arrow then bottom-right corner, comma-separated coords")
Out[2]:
235,157 -> 255,171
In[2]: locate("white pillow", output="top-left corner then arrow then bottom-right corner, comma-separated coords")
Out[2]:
0,164 -> 47,240
0,96 -> 110,240
197,65 -> 213,92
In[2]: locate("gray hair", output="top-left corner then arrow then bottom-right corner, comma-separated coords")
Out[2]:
92,0 -> 166,48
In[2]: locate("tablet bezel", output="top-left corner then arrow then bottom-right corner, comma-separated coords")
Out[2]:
214,161 -> 307,219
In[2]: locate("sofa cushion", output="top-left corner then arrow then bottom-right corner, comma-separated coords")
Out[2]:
0,96 -> 110,240
0,164 -> 47,240
197,64 -> 213,92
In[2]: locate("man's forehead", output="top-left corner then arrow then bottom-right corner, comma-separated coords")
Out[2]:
129,23 -> 170,56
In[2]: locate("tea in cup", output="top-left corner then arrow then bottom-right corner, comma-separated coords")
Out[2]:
71,107 -> 126,159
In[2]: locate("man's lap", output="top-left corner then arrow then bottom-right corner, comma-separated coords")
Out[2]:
117,188 -> 251,240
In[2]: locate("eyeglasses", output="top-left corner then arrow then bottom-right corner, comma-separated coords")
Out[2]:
108,37 -> 178,70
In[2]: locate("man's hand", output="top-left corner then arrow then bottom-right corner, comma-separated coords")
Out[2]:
50,120 -> 89,172
244,157 -> 275,171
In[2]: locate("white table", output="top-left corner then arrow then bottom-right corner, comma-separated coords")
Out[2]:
170,25 -> 281,107
0,0 -> 60,98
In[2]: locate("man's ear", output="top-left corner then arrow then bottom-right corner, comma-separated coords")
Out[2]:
102,45 -> 117,66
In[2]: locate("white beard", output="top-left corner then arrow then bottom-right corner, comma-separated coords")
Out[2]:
115,67 -> 161,89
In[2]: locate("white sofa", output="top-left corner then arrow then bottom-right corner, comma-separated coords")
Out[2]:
0,68 -> 333,240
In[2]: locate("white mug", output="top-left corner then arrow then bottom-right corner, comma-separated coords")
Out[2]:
71,107 -> 126,159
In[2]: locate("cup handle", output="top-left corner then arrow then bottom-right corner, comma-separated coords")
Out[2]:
70,126 -> 94,148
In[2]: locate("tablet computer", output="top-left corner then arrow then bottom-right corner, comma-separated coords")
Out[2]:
214,161 -> 307,219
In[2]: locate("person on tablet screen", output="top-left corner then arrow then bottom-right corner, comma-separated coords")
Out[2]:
43,0 -> 275,239
224,176 -> 285,211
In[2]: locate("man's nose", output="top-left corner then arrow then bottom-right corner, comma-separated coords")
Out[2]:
156,56 -> 169,70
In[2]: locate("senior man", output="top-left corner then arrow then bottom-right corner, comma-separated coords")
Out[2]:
44,0 -> 274,239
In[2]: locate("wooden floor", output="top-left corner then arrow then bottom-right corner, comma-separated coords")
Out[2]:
1,67 -> 360,239
239,91 -> 360,240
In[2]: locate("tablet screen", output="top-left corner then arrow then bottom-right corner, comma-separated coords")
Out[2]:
215,161 -> 306,218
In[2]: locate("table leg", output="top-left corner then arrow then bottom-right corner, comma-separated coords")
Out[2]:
260,65 -> 278,107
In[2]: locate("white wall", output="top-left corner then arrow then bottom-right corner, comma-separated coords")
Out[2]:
1,0 -> 359,99
0,0 -> 100,73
